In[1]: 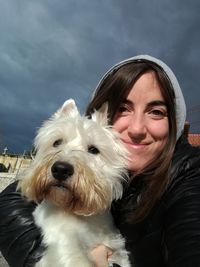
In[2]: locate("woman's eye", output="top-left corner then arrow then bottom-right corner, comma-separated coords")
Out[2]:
53,139 -> 63,147
150,109 -> 168,118
118,104 -> 130,113
88,145 -> 100,154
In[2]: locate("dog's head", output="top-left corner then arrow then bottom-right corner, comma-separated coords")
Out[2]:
18,99 -> 129,215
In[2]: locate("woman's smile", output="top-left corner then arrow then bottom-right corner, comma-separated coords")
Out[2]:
122,139 -> 150,151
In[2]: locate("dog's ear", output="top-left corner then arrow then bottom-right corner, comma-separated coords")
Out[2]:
54,99 -> 79,118
91,102 -> 108,126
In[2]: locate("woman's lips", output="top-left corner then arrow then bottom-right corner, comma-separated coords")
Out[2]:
122,139 -> 150,150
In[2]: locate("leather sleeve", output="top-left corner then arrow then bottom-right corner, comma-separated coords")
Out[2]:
0,181 -> 44,267
164,168 -> 200,266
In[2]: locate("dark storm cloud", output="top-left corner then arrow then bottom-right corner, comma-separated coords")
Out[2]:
0,0 -> 200,153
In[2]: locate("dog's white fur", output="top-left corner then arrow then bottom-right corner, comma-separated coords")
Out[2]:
18,99 -> 131,267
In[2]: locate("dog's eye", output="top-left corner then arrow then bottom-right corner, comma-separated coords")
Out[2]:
88,145 -> 100,154
53,139 -> 63,147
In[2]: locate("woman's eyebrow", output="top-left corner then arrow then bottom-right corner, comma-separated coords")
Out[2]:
121,99 -> 132,105
146,100 -> 167,108
121,99 -> 167,109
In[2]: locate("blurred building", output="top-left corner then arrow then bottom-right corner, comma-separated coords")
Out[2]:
0,152 -> 32,174
184,121 -> 200,147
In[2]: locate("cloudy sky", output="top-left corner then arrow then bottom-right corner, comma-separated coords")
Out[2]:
0,0 -> 200,154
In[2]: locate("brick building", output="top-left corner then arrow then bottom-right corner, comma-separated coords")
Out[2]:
184,121 -> 200,147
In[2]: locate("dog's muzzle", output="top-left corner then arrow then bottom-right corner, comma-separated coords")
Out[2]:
51,161 -> 74,181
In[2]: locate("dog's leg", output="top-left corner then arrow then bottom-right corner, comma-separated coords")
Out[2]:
103,234 -> 131,267
107,246 -> 131,267
35,251 -> 94,267
109,250 -> 131,267
65,249 -> 95,267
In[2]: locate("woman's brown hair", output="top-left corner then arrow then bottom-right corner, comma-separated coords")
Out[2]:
86,60 -> 177,222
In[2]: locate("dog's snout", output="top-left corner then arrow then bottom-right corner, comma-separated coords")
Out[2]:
51,161 -> 74,181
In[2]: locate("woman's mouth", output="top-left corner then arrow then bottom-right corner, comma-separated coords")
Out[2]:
122,140 -> 150,150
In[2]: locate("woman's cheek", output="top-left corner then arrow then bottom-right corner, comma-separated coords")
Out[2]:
148,119 -> 169,139
113,116 -> 129,133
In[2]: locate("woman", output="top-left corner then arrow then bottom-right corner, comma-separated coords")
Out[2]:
1,55 -> 200,267
87,55 -> 200,266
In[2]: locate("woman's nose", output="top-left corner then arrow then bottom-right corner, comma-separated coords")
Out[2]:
127,114 -> 146,139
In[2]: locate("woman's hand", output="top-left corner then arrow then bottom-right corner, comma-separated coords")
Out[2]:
90,244 -> 113,267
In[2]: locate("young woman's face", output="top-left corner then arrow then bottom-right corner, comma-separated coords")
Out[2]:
113,71 -> 169,172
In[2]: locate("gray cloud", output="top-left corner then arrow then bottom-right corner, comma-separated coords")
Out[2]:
0,0 -> 200,153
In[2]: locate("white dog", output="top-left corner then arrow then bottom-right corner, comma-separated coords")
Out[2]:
17,99 -> 131,267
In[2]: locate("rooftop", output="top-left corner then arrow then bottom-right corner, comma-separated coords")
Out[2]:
188,134 -> 200,147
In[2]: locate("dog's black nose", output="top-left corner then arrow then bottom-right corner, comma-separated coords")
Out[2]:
51,161 -> 74,181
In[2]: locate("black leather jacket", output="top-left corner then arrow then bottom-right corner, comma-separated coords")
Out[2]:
0,183 -> 44,267
0,135 -> 200,267
112,135 -> 200,266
